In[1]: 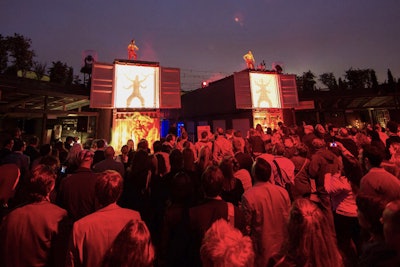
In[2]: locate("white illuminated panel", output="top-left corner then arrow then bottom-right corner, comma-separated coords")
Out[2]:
249,73 -> 281,108
114,64 -> 160,108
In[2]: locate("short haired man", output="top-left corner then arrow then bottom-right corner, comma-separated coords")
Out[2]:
92,146 -> 125,177
359,144 -> 400,201
57,150 -> 100,221
0,165 -> 69,267
67,170 -> 141,267
241,157 -> 291,266
189,165 -> 246,266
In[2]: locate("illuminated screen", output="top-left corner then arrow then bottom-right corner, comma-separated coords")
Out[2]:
111,112 -> 160,153
249,73 -> 281,108
114,64 -> 160,108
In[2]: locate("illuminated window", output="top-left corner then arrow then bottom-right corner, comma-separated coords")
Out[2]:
114,64 -> 160,108
249,73 -> 281,108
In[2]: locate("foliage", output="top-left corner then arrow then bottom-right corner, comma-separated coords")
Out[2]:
0,35 -> 7,73
33,61 -> 47,80
49,61 -> 73,85
5,33 -> 35,76
344,68 -> 375,90
319,72 -> 338,91
301,70 -> 316,92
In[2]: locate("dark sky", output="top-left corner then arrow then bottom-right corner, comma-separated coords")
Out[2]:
1,0 -> 399,90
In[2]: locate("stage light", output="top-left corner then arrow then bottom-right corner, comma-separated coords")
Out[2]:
201,81 -> 208,88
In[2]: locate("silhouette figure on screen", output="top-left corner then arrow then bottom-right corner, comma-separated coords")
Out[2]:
243,50 -> 255,69
255,78 -> 273,107
127,39 -> 139,60
125,74 -> 149,107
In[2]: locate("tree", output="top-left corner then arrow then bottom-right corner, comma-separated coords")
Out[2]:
344,68 -> 372,90
6,33 -> 35,76
370,69 -> 379,92
388,69 -> 395,85
33,61 -> 47,80
49,61 -> 73,85
338,77 -> 347,91
319,72 -> 338,91
0,34 -> 7,74
301,70 -> 316,92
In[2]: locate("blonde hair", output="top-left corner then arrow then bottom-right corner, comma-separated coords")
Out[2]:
200,219 -> 254,267
284,198 -> 343,267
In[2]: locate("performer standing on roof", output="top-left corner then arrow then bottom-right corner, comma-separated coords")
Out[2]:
243,50 -> 255,69
127,39 -> 139,60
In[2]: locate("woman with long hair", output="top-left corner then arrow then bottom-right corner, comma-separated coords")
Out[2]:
219,156 -> 244,206
269,198 -> 344,267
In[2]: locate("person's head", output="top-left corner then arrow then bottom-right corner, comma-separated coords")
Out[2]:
180,131 -> 188,140
338,127 -> 349,137
39,155 -> 60,173
303,125 -> 314,134
219,156 -> 239,179
386,120 -> 399,134
13,127 -> 22,139
95,170 -> 124,207
356,193 -> 388,237
127,139 -> 134,151
165,134 -> 176,144
120,145 -> 129,155
232,138 -> 243,153
314,124 -> 326,136
362,144 -> 386,169
381,200 -> 400,250
96,139 -> 106,149
28,164 -> 56,202
137,139 -> 149,152
152,140 -> 162,153
272,142 -> 286,156
2,138 -> 14,150
198,145 -> 213,170
217,127 -> 224,136
295,143 -> 309,158
104,146 -> 115,159
251,157 -> 272,182
171,171 -> 194,204
65,136 -> 74,145
28,136 -> 39,147
200,219 -> 254,267
101,220 -> 154,267
312,138 -> 326,150
202,165 -> 224,198
39,144 -> 52,157
12,139 -> 25,152
201,131 -> 209,140
285,198 -> 343,267
169,149 -> 183,171
78,149 -> 94,167
389,142 -> 400,156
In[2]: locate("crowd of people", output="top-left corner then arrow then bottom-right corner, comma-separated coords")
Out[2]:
0,120 -> 400,267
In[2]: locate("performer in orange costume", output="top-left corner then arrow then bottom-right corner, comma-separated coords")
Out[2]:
127,40 -> 139,60
243,50 -> 255,69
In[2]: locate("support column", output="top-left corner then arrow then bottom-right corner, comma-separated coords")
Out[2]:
41,96 -> 48,144
96,109 -> 113,143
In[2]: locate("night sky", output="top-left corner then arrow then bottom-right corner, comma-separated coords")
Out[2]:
1,0 -> 399,90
